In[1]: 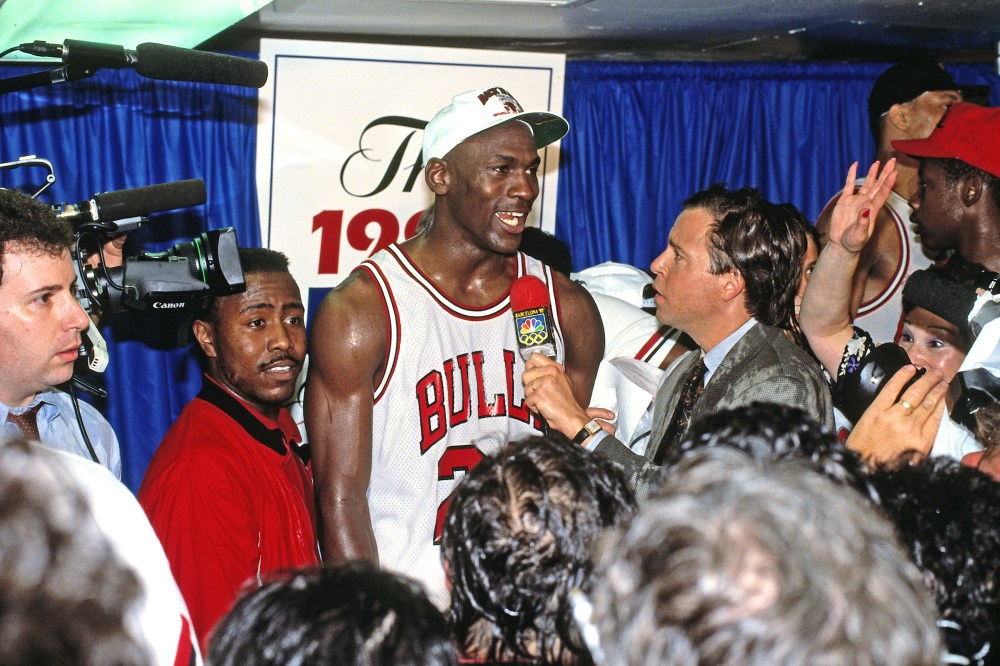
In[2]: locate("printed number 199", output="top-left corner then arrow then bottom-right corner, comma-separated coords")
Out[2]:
312,208 -> 424,274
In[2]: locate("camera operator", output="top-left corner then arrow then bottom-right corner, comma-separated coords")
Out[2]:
800,159 -> 986,463
138,247 -> 319,649
0,188 -> 120,476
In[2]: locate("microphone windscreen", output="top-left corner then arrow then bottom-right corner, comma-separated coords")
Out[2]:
93,179 -> 207,221
135,43 -> 268,88
510,275 -> 551,312
510,275 -> 557,360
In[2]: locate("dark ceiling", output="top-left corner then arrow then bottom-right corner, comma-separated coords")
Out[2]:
203,0 -> 1000,63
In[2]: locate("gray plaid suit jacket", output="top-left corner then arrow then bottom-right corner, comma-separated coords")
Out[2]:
594,322 -> 834,501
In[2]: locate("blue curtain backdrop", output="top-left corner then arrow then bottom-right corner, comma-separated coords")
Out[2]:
0,58 -> 997,491
0,64 -> 260,491
557,61 -> 1000,272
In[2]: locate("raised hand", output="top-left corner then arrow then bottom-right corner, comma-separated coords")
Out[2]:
828,159 -> 898,254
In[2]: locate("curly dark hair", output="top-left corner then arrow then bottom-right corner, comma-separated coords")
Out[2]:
0,188 -> 74,284
683,185 -> 806,329
868,457 -> 1000,664
654,402 -> 882,506
441,434 -> 637,664
208,562 -> 455,666
0,436 -> 146,665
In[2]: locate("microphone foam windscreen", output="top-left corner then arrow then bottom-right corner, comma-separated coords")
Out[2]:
510,275 -> 551,311
135,43 -> 268,88
94,179 -> 207,221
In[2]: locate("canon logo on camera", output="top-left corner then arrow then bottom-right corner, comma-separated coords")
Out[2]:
152,301 -> 186,310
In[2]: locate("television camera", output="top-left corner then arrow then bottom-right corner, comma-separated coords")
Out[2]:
1,155 -> 246,377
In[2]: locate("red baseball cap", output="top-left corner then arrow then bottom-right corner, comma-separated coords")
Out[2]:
892,102 -> 1000,178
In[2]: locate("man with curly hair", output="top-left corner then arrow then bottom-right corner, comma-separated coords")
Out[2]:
441,434 -> 636,664
0,436 -> 146,664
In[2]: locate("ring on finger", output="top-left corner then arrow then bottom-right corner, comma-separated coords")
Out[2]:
900,400 -> 914,411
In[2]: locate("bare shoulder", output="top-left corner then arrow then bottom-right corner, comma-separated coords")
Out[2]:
552,270 -> 602,341
309,269 -> 387,376
552,270 -> 599,316
551,271 -> 604,400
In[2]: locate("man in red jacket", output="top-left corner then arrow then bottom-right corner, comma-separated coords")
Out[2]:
139,247 -> 319,648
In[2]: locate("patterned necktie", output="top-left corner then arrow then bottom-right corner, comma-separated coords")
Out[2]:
7,404 -> 42,441
652,358 -> 707,464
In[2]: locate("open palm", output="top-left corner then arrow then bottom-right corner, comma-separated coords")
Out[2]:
828,159 -> 898,253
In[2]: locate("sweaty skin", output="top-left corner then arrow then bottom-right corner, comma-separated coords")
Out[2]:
305,122 -> 603,565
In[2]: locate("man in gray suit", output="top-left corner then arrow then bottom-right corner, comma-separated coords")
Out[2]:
523,185 -> 833,499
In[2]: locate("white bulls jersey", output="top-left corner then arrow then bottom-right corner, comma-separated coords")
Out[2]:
358,244 -> 565,607
822,181 -> 937,343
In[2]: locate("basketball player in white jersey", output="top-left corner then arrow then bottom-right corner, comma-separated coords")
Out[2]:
305,86 -> 603,606
815,57 -> 961,343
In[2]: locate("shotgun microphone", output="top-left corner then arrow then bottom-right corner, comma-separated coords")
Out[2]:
56,179 -> 207,231
17,40 -> 268,88
510,275 -> 558,361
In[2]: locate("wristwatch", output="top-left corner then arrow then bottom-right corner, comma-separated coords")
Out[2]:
572,418 -> 603,445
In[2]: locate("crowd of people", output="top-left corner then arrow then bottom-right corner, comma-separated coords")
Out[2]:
0,59 -> 999,665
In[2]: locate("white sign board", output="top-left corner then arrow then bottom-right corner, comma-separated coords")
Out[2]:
256,39 -> 566,315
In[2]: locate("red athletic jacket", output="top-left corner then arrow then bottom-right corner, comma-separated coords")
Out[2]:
139,376 -> 320,648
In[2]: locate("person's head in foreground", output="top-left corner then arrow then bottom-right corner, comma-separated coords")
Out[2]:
441,434 -> 636,664
869,456 -> 1000,665
208,562 -> 456,666
589,447 -> 941,666
0,435 -> 146,665
656,402 -> 882,506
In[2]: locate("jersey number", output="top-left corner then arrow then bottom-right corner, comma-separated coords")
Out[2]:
433,444 -> 485,544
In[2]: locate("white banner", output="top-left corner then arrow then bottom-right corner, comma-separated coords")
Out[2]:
256,39 -> 566,316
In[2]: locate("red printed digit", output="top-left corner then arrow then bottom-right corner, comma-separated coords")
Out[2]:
346,208 -> 400,257
433,444 -> 486,544
312,210 -> 344,274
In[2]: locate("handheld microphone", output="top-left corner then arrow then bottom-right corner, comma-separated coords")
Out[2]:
56,179 -> 207,230
510,275 -> 558,361
17,40 -> 268,88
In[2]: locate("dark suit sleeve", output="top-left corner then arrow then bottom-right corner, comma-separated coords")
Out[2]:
593,435 -> 660,502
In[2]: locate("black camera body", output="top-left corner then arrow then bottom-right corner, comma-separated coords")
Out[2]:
75,228 -> 244,317
61,178 -> 246,324
834,343 -> 926,424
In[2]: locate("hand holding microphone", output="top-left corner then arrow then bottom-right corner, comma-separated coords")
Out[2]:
512,275 -> 605,442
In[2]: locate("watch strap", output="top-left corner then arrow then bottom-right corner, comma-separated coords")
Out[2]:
572,418 -> 602,445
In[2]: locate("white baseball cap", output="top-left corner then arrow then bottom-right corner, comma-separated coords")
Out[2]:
571,261 -> 656,312
422,86 -> 569,161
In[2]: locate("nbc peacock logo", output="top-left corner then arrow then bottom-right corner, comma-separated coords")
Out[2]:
517,315 -> 549,346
